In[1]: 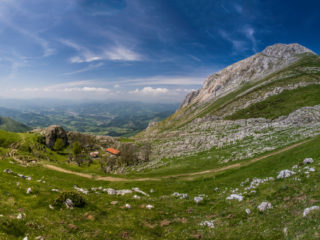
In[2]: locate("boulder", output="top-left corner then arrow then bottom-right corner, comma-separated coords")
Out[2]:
257,201 -> 272,212
45,125 -> 68,149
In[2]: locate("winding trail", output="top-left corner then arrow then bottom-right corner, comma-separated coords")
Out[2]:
43,139 -> 311,182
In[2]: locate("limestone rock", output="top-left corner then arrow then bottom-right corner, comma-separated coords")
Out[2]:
45,125 -> 68,149
180,43 -> 315,109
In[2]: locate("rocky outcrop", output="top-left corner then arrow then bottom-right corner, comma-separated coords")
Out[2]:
45,125 -> 68,149
179,90 -> 200,109
180,43 -> 315,109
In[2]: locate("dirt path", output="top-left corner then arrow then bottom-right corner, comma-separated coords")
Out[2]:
43,139 -> 311,182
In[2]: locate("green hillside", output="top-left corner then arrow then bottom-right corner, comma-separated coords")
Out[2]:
0,129 -> 319,239
0,116 -> 31,133
227,84 -> 320,120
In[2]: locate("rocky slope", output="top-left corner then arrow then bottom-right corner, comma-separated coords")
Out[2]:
180,43 -> 315,109
136,43 -> 320,170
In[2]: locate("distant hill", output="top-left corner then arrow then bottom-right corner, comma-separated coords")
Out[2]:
0,116 -> 31,132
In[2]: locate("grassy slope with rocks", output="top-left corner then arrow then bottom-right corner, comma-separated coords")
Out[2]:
226,84 -> 320,120
142,53 -> 320,134
0,132 -> 320,239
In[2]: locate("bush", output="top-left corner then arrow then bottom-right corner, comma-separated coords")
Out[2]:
53,192 -> 86,208
53,138 -> 65,151
0,219 -> 26,237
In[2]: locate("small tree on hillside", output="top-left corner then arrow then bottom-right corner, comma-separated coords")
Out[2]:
72,141 -> 81,156
72,141 -> 82,166
54,138 -> 65,152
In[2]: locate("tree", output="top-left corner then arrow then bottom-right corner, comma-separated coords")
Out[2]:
54,138 -> 65,152
72,141 -> 81,156
72,141 -> 82,166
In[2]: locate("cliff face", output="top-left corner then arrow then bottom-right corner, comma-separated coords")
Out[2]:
180,43 -> 315,109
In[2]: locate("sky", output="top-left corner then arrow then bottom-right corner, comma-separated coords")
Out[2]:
0,0 -> 319,103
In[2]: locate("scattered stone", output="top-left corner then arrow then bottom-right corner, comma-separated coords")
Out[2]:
125,204 -> 131,209
146,204 -> 154,210
257,202 -> 272,212
17,213 -> 23,219
111,201 -> 118,205
277,170 -> 296,179
172,192 -> 189,199
35,236 -> 44,240
132,187 -> 149,196
303,158 -> 314,164
65,198 -> 74,209
74,186 -> 88,195
23,237 -> 28,240
133,195 -> 141,199
26,188 -> 32,194
104,188 -> 132,196
245,209 -> 251,214
194,196 -> 203,204
49,204 -> 54,210
150,189 -> 155,193
226,194 -> 243,202
283,227 -> 288,236
160,219 -> 171,227
3,169 -> 13,174
200,220 -> 215,228
303,206 -> 320,217
51,189 -> 59,192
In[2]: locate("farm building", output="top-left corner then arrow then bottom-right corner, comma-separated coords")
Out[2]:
106,148 -> 120,156
90,152 -> 99,158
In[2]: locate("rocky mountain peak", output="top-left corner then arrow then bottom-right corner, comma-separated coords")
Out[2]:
261,43 -> 314,58
179,43 -> 316,109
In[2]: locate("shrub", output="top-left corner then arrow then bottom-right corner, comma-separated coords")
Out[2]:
53,192 -> 86,208
54,138 -> 65,151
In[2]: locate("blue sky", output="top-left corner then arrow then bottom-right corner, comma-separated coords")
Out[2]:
0,0 -> 319,102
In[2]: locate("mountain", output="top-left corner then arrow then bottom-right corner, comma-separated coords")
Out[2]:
144,43 -> 320,134
180,43 -> 314,108
0,116 -> 31,132
137,43 -> 320,170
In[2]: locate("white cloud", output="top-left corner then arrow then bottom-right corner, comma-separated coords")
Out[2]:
63,87 -> 110,92
103,46 -> 142,61
130,87 -> 169,95
59,39 -> 142,63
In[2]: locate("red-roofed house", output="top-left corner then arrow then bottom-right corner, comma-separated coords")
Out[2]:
106,148 -> 120,156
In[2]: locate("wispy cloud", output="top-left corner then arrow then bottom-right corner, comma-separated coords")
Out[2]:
115,75 -> 205,86
60,62 -> 104,76
0,7 -> 54,57
59,39 -> 142,63
219,30 -> 247,54
242,26 -> 257,52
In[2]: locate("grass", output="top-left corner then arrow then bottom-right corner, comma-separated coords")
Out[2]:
0,134 -> 320,238
227,84 -> 320,120
0,117 -> 31,133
